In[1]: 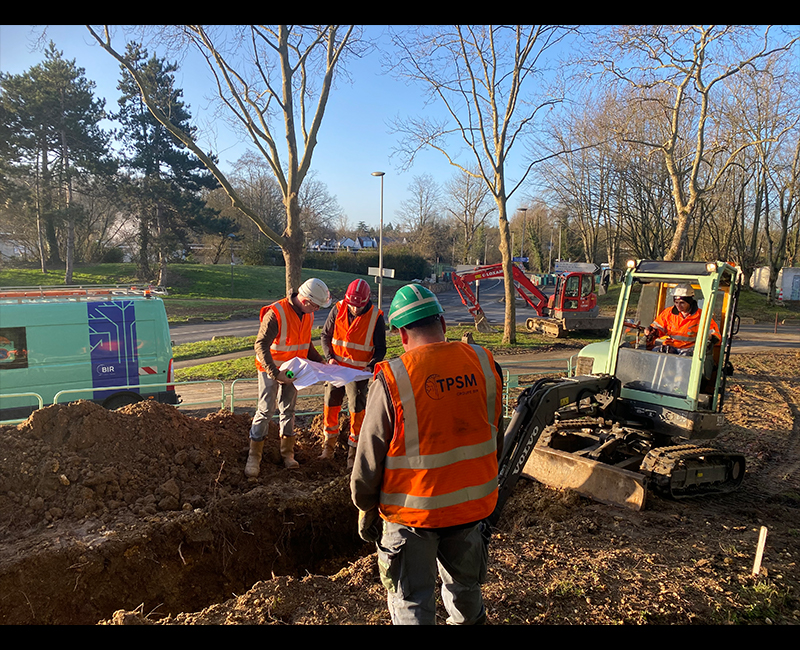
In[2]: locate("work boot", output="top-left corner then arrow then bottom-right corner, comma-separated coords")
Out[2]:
280,435 -> 300,469
245,439 -> 265,478
319,434 -> 338,460
347,445 -> 357,470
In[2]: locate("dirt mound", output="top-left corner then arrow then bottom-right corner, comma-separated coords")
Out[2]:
2,351 -> 800,625
0,400 -> 362,624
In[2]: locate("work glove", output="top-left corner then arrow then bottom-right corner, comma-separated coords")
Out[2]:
358,508 -> 382,543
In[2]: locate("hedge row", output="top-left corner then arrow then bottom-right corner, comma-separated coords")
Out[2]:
302,251 -> 431,281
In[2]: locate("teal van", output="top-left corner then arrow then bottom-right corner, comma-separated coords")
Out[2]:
0,285 -> 178,422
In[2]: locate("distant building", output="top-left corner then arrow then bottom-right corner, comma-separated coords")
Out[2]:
0,233 -> 32,259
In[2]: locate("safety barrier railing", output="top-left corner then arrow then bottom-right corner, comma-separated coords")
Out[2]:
0,392 -> 45,425
501,357 -> 575,418
52,380 -> 227,411
229,378 -> 326,417
2,354 -> 581,426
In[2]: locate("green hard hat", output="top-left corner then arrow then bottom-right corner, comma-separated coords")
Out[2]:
388,283 -> 445,329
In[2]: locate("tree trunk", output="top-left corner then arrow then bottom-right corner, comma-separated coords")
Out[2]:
34,151 -> 47,273
156,202 -> 169,286
496,199 -> 516,345
60,119 -> 74,285
282,193 -> 305,297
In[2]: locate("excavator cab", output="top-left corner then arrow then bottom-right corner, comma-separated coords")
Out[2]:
500,260 -> 746,513
576,260 -> 741,439
549,272 -> 598,317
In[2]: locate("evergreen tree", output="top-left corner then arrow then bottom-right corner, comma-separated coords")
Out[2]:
0,42 -> 111,278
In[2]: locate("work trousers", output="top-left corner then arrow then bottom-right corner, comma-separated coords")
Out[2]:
249,371 -> 298,441
376,520 -> 490,625
324,378 -> 369,446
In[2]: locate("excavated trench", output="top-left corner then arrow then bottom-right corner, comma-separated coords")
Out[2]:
0,400 -> 369,625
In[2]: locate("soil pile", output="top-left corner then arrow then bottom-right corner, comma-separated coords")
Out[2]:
2,351 -> 800,625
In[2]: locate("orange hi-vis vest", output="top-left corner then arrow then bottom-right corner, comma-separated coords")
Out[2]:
255,297 -> 313,373
650,306 -> 720,351
376,341 -> 502,529
331,300 -> 383,370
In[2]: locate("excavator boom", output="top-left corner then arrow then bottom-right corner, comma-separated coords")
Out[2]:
490,374 -> 620,526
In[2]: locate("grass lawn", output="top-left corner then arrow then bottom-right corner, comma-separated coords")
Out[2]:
0,262 -> 410,323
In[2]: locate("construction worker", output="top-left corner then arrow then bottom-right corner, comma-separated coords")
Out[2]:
644,285 -> 721,355
350,283 -> 504,625
245,278 -> 331,476
320,278 -> 386,468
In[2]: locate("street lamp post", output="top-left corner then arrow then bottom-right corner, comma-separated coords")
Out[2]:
371,171 -> 385,316
518,207 -> 528,261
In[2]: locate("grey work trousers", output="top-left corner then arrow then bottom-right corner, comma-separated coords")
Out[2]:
376,519 -> 489,625
249,371 -> 298,441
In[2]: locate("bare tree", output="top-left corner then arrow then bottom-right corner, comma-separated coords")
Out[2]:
395,173 -> 442,259
87,25 -> 359,296
443,168 -> 495,264
588,25 -> 799,261
389,25 -> 576,343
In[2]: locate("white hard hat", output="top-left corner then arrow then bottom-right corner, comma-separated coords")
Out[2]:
672,285 -> 695,298
298,278 -> 331,308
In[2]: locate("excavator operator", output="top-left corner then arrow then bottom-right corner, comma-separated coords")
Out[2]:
644,285 -> 720,356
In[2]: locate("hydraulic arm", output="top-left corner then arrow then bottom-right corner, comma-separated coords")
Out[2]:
489,375 -> 620,526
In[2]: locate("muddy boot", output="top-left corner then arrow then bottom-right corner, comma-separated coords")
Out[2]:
245,439 -> 265,478
280,435 -> 300,469
347,445 -> 357,470
319,434 -> 338,460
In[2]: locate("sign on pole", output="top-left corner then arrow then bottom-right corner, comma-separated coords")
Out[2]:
368,267 -> 395,280
554,261 -> 598,274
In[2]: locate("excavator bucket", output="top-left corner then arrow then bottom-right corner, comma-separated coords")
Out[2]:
473,311 -> 496,333
523,445 -> 647,511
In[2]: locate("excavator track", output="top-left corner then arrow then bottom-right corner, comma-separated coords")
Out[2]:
640,444 -> 746,499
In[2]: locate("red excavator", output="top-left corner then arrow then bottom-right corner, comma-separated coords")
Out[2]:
452,263 -> 614,337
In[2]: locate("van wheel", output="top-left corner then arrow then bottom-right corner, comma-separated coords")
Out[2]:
103,392 -> 143,410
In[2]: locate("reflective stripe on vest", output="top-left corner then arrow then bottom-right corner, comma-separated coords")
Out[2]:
651,306 -> 720,350
377,342 -> 501,528
256,297 -> 312,371
331,300 -> 381,369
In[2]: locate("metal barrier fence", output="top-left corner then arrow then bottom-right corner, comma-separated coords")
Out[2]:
229,378 -> 325,417
501,357 -> 575,417
2,357 -> 578,426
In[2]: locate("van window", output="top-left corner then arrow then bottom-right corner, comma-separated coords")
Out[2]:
0,327 -> 28,370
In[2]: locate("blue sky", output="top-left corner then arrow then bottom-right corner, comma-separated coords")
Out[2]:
0,25 -> 534,231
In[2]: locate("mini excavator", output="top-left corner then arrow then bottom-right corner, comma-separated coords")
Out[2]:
452,263 -> 613,336
490,260 -> 745,523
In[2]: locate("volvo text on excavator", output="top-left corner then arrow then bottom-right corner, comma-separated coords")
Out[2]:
490,260 -> 745,522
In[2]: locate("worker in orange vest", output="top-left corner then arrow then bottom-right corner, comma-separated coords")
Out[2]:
644,285 -> 720,355
245,278 -> 331,477
320,278 -> 386,468
350,283 -> 504,625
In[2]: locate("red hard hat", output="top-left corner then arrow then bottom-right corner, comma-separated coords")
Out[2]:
344,279 -> 371,309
